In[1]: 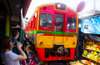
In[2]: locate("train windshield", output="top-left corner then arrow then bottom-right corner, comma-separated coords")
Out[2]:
40,13 -> 52,27
67,17 -> 76,30
55,14 -> 64,31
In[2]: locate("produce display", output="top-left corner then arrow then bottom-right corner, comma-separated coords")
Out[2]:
85,42 -> 100,52
70,60 -> 97,65
82,41 -> 100,63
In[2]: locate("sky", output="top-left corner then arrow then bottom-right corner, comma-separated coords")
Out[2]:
22,0 -> 100,29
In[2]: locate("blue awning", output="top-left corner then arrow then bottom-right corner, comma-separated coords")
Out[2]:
81,15 -> 100,34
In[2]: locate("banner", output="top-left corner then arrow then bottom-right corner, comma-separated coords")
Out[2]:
81,15 -> 100,34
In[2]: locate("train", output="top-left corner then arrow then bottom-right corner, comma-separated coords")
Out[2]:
24,3 -> 79,61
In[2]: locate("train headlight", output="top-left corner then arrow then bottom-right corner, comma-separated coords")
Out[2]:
71,22 -> 76,29
57,4 -> 61,8
56,3 -> 66,10
72,23 -> 75,26
67,23 -> 70,29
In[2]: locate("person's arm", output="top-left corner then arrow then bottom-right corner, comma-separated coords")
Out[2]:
17,43 -> 27,60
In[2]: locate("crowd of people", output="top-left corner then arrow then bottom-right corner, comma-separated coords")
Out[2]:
0,30 -> 41,65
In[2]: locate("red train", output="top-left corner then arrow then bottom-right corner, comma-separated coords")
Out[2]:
24,3 -> 79,62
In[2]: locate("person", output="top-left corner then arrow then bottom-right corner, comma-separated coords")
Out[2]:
25,44 -> 42,65
1,37 -> 27,65
11,30 -> 20,54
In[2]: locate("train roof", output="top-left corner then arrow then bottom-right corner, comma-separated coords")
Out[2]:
37,3 -> 77,16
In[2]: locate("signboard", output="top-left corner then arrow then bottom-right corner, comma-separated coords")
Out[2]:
81,15 -> 100,34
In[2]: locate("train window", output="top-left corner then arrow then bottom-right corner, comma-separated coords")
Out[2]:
40,13 -> 52,27
55,14 -> 64,31
67,17 -> 76,30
